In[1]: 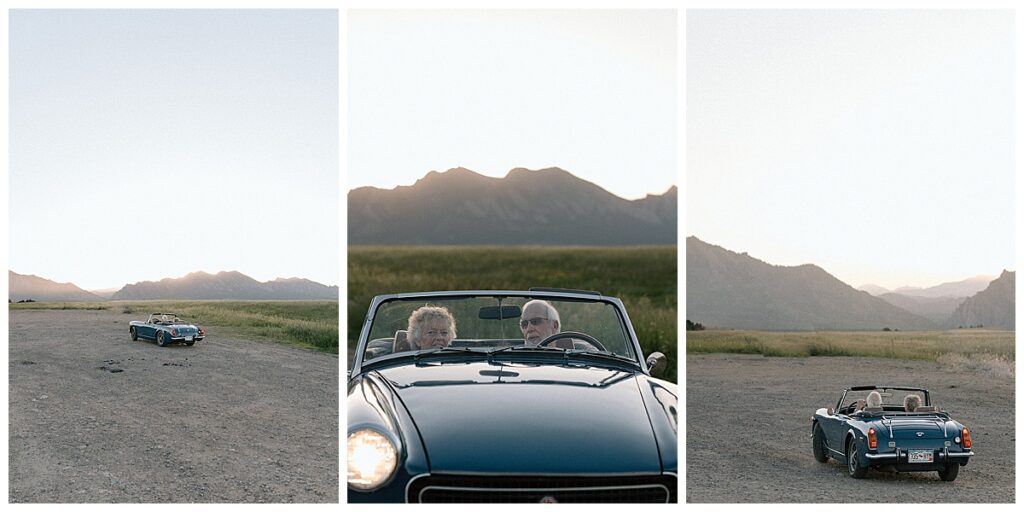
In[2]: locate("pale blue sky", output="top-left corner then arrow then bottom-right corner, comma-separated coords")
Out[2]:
348,9 -> 677,200
10,10 -> 338,290
688,10 -> 1014,290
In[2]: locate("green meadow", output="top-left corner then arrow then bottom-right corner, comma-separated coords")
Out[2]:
348,245 -> 678,382
9,300 -> 338,353
687,329 -> 1014,372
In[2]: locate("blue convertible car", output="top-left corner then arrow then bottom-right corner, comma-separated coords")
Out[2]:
129,312 -> 205,347
347,290 -> 677,503
812,386 -> 973,481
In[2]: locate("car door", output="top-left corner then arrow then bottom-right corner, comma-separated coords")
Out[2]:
820,402 -> 849,457
141,321 -> 156,339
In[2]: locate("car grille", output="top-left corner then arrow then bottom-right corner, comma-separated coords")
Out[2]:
407,474 -> 676,503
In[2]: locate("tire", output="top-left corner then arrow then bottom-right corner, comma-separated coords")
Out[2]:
938,463 -> 960,482
812,424 -> 829,462
156,331 -> 168,347
847,437 -> 868,479
130,327 -> 138,341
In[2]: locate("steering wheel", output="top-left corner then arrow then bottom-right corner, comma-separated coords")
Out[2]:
537,331 -> 608,352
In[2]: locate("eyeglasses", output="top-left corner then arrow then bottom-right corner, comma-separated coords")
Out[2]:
519,317 -> 549,328
425,330 -> 451,337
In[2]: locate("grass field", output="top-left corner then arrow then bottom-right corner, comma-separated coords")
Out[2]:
9,300 -> 339,353
348,245 -> 678,382
687,329 -> 1014,373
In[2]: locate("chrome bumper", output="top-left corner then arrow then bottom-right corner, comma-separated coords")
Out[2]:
865,448 -> 974,461
944,450 -> 974,458
865,452 -> 897,460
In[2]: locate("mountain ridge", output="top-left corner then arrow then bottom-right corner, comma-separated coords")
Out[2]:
686,237 -> 937,331
9,271 -> 104,302
9,271 -> 337,301
112,271 -> 338,300
947,270 -> 1015,330
688,236 -> 1013,331
860,275 -> 997,324
859,275 -> 994,298
348,167 -> 677,245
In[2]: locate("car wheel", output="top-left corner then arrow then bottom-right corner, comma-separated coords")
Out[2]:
847,437 -> 868,479
130,327 -> 138,341
812,424 -> 828,462
938,463 -> 960,482
156,331 -> 167,347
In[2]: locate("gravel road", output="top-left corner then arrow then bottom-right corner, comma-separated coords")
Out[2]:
686,353 -> 1014,503
9,309 -> 338,503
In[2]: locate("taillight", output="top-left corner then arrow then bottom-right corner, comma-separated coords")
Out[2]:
171,329 -> 178,336
962,428 -> 972,449
867,428 -> 877,449
199,327 -> 205,335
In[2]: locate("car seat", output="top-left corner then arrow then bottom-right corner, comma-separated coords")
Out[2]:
394,330 -> 411,353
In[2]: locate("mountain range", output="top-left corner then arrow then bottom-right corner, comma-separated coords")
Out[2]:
686,237 -> 1014,331
686,237 -> 935,330
859,276 -> 993,299
859,276 -> 996,325
348,167 -> 676,245
948,270 -> 1015,330
873,293 -> 964,325
9,272 -> 104,302
9,271 -> 337,301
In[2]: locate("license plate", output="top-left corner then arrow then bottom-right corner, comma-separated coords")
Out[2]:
186,336 -> 194,341
908,450 -> 934,463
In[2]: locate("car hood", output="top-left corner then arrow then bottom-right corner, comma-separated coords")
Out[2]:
374,361 -> 663,474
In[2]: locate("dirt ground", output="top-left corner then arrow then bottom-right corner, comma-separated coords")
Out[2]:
686,353 -> 1014,503
8,309 -> 339,503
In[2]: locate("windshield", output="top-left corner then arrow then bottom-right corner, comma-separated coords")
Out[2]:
150,313 -> 184,324
360,295 -> 635,363
839,388 -> 930,413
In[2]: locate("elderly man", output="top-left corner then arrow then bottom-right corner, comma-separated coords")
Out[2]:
520,299 -> 560,346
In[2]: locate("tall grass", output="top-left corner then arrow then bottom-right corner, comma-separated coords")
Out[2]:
10,300 -> 339,353
348,246 -> 677,382
687,329 -> 1014,366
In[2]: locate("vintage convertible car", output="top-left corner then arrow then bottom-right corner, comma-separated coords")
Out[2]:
348,289 -> 677,503
811,385 -> 973,480
129,312 -> 205,347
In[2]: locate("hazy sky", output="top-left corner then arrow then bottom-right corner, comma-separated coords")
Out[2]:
687,10 -> 1014,290
348,9 -> 677,200
10,10 -> 338,290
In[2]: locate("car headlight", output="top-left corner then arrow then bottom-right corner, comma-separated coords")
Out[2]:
347,428 -> 398,490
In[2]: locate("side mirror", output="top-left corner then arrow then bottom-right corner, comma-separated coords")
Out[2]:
827,407 -> 834,416
646,352 -> 667,378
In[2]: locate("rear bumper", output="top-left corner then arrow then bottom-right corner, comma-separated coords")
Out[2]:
865,448 -> 973,466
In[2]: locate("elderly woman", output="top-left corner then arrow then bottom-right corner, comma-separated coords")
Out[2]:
865,391 -> 883,409
904,394 -> 922,412
408,306 -> 457,350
